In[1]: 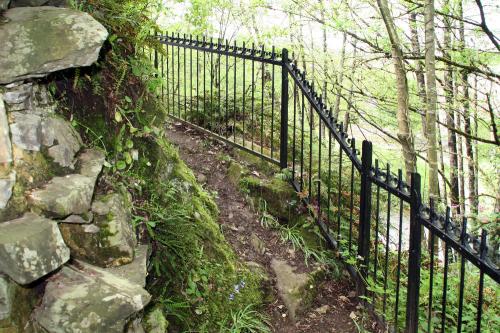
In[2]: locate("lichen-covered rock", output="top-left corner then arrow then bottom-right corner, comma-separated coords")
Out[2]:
0,171 -> 15,209
59,193 -> 137,267
106,245 -> 149,287
271,259 -> 321,320
0,95 -> 12,165
77,148 -> 105,181
28,174 -> 95,217
0,6 -> 108,84
42,116 -> 82,167
0,213 -> 70,285
33,261 -> 151,333
0,274 -> 39,332
9,112 -> 43,151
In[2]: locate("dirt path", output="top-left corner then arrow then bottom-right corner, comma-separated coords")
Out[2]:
166,122 -> 368,333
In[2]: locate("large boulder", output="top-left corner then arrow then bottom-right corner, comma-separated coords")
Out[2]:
0,6 -> 108,84
33,261 -> 151,333
59,193 -> 137,267
0,213 -> 70,284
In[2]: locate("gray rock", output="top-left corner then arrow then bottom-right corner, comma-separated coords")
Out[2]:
34,261 -> 151,333
2,82 -> 32,105
43,116 -> 82,167
77,148 -> 105,180
0,274 -> 12,321
9,112 -> 43,151
2,82 -> 33,113
106,245 -> 149,287
250,233 -> 266,255
0,171 -> 15,209
59,193 -> 137,267
126,318 -> 146,333
271,259 -> 318,320
0,6 -> 108,84
0,95 -> 12,165
0,213 -> 70,285
28,174 -> 95,217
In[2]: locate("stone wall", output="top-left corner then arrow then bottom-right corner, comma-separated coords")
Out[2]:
0,4 -> 156,333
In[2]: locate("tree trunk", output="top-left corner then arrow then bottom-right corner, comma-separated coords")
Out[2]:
376,0 -> 416,181
443,0 -> 460,216
409,11 -> 428,135
424,0 -> 440,201
458,1 -> 477,220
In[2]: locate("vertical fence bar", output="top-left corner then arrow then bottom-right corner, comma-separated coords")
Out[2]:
406,173 -> 422,333
357,140 -> 373,296
279,48 -> 289,169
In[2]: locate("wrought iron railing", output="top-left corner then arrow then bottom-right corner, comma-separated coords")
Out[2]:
150,33 -> 499,333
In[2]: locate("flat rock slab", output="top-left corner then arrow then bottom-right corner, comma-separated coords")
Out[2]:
28,174 -> 95,217
34,261 -> 151,333
0,213 -> 70,285
106,245 -> 149,287
0,6 -> 108,84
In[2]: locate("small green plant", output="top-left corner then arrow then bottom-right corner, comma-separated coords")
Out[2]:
218,304 -> 271,333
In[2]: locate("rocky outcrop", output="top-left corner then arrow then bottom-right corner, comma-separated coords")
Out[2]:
33,261 -> 151,333
0,6 -> 108,84
59,192 -> 137,267
0,4 -> 153,333
0,213 -> 70,284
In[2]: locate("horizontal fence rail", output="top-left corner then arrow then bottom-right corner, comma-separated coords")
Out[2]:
150,32 -> 499,333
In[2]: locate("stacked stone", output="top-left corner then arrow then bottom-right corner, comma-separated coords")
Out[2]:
0,5 -> 154,333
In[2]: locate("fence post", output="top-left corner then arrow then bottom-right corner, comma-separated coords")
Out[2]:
279,48 -> 289,169
406,173 -> 422,333
357,140 -> 373,296
154,31 -> 158,78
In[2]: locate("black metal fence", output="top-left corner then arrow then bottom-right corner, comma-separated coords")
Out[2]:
152,33 -> 499,332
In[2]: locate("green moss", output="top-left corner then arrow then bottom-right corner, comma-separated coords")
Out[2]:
0,151 -> 55,221
240,175 -> 299,222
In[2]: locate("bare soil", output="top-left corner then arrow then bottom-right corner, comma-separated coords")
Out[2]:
166,122 -> 378,333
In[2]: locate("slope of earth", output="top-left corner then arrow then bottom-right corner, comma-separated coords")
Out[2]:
165,122 -> 379,333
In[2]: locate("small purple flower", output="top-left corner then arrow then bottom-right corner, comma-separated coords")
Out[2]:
229,293 -> 235,301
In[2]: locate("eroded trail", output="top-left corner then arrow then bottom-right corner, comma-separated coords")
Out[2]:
166,122 -> 365,333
